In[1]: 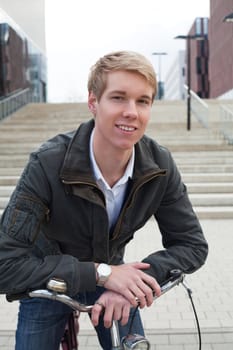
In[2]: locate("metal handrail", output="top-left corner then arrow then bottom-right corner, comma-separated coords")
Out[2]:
219,105 -> 233,144
0,88 -> 34,121
184,84 -> 209,128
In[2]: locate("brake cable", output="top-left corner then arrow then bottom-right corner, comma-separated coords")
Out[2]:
182,279 -> 202,350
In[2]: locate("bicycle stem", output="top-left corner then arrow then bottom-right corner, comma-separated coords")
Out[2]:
110,320 -> 122,349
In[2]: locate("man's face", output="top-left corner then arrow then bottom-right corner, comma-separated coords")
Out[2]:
89,70 -> 153,153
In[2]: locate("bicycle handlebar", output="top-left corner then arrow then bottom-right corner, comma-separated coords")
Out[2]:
6,269 -> 185,312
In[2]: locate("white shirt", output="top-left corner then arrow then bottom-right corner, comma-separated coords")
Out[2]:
89,130 -> 135,229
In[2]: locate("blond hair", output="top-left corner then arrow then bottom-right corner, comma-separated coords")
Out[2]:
88,51 -> 157,100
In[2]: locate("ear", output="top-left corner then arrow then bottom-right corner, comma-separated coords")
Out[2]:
88,92 -> 97,115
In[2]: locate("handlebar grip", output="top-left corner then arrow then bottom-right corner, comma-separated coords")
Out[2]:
6,291 -> 29,302
47,278 -> 67,293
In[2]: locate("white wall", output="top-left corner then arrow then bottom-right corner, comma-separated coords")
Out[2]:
164,51 -> 186,100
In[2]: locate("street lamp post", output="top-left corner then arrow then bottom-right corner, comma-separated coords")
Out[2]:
152,52 -> 167,99
175,34 -> 206,131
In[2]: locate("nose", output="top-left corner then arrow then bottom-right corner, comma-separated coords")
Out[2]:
122,100 -> 138,118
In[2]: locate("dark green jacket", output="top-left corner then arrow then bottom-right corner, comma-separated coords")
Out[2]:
0,119 -> 208,296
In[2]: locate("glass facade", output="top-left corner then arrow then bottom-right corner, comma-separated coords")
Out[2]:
0,9 -> 47,102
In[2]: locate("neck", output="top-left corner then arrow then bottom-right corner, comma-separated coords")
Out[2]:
93,145 -> 133,188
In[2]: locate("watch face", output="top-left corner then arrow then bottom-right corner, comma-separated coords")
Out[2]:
97,264 -> 112,286
98,263 -> 111,277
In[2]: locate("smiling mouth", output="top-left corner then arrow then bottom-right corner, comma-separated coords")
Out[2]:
117,125 -> 137,132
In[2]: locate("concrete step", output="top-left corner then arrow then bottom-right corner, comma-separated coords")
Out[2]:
179,164 -> 233,173
0,122 -> 82,131
0,156 -> 28,167
176,157 -> 233,165
0,145 -> 40,154
0,186 -> 15,196
163,144 -> 232,152
0,134 -> 56,143
0,168 -> 23,176
182,173 -> 233,183
187,183 -> 233,193
195,206 -> 233,219
173,151 -> 233,158
0,197 -> 10,209
189,193 -> 233,206
157,138 -> 226,145
0,176 -> 19,185
174,152 -> 233,165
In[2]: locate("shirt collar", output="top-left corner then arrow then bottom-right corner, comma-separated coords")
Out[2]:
89,129 -> 135,188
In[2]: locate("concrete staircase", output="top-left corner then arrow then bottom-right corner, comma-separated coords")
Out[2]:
0,100 -> 233,219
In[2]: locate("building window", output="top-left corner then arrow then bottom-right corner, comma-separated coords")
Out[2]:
195,18 -> 201,35
203,17 -> 208,35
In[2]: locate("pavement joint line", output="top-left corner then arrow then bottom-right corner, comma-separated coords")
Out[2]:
1,327 -> 233,336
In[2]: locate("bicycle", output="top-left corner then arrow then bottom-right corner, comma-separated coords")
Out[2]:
6,269 -> 201,350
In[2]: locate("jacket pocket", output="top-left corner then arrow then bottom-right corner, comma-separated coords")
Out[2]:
2,195 -> 49,245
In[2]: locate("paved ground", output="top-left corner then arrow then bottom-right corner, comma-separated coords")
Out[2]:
0,218 -> 233,349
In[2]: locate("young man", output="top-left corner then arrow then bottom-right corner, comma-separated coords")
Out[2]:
0,51 -> 208,350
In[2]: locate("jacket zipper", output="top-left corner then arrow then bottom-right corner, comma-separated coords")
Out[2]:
61,179 -> 98,187
111,169 -> 167,240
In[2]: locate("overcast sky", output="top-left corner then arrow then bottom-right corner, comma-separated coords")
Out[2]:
45,0 -> 210,103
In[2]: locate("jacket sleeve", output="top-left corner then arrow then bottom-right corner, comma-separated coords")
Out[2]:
0,153 -> 96,296
142,152 -> 208,284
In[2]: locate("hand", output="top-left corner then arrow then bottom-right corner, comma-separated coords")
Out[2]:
104,262 -> 161,308
91,290 -> 131,328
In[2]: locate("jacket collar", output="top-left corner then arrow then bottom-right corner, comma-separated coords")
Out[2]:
60,119 -> 165,184
60,119 -> 95,183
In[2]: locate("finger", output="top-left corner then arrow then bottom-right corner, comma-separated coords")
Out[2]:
130,262 -> 151,270
91,303 -> 104,326
140,273 -> 161,297
112,304 -> 122,321
103,304 -> 114,328
120,289 -> 139,307
130,285 -> 147,308
133,278 -> 155,306
120,304 -> 131,326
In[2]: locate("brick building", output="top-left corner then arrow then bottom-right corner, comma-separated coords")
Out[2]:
188,17 -> 209,98
165,0 -> 233,100
209,0 -> 233,98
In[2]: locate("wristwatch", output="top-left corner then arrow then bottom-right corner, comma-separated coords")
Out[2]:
96,263 -> 112,286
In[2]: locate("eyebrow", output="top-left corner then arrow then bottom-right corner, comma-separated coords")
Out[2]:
108,90 -> 126,95
108,90 -> 152,101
